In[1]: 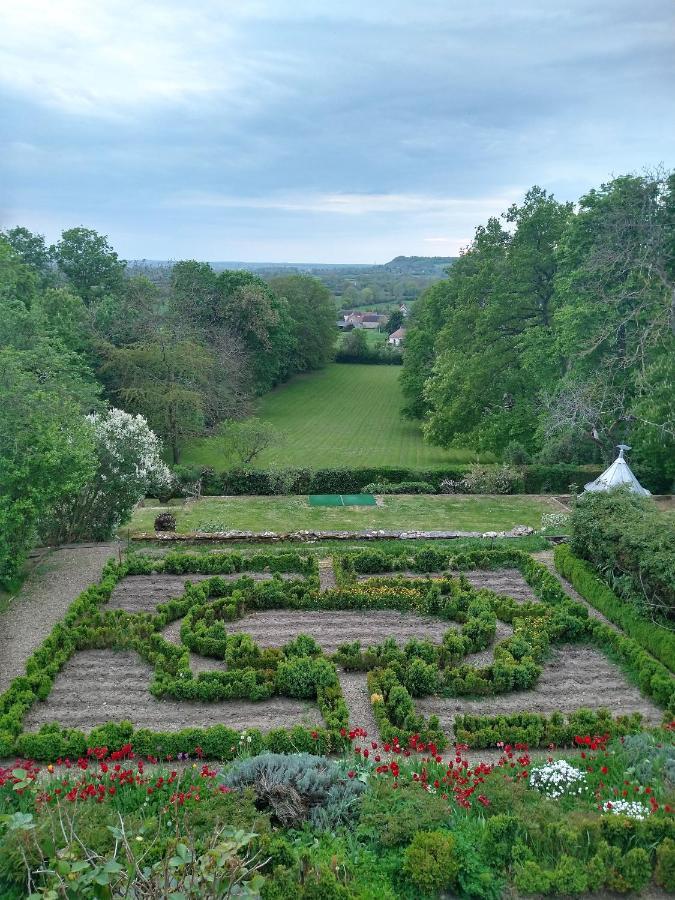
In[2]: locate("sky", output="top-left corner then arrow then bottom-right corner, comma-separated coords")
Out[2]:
1,0 -> 674,263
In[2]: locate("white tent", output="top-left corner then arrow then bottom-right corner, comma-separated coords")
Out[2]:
584,445 -> 651,496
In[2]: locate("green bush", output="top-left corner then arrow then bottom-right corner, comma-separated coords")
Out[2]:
361,480 -> 435,494
569,489 -> 675,622
655,838 -> 675,892
555,544 -> 675,671
403,831 -> 459,894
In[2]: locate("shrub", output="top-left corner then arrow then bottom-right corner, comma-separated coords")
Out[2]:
403,831 -> 459,894
655,838 -> 675,892
556,544 -> 675,672
441,464 -> 525,494
357,780 -> 451,847
220,753 -> 365,829
502,441 -> 531,465
361,480 -> 435,494
153,511 -> 176,532
569,489 -> 675,622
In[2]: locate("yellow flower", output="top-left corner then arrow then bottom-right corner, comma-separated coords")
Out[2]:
370,693 -> 384,703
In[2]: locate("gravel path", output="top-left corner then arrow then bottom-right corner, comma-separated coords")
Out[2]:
318,558 -> 337,591
0,543 -> 119,695
338,670 -> 381,739
532,550 -> 619,630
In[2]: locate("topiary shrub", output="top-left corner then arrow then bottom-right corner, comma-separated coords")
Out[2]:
403,830 -> 459,893
154,511 -> 176,532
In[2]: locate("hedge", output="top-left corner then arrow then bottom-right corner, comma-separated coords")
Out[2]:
195,464 -> 601,497
568,490 -> 675,622
554,545 -> 675,673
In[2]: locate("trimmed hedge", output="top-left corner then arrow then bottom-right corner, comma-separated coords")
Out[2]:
554,545 -> 675,673
454,708 -> 645,749
194,464 -> 601,496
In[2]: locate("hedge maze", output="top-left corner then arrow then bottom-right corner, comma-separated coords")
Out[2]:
1,546 -> 672,762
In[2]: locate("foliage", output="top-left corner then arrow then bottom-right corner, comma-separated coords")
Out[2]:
217,418 -> 282,466
44,408 -> 172,542
554,544 -> 675,671
154,511 -> 177,532
361,480 -> 435,494
402,172 -> 675,483
221,753 -> 366,828
568,489 -> 675,622
52,226 -> 126,304
402,830 -> 459,893
269,274 -> 337,372
441,463 -> 525,494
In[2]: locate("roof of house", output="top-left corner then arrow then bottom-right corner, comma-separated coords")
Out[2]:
388,327 -> 407,340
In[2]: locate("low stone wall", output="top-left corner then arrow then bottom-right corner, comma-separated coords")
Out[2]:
132,525 -> 540,543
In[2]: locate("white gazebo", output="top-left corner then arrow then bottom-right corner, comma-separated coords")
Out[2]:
584,445 -> 651,496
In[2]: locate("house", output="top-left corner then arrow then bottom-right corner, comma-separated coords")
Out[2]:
339,311 -> 387,330
388,327 -> 406,346
399,303 -> 409,317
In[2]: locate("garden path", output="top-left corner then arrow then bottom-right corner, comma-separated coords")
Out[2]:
531,550 -> 619,631
0,543 -> 120,694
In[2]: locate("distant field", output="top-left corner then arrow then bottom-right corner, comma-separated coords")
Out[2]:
181,364 -> 492,469
130,494 -> 557,534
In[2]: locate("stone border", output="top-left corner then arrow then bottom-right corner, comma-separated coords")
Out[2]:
131,526 -> 542,543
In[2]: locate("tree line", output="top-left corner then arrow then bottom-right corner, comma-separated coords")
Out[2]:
401,171 -> 675,490
0,227 -> 337,586
1,228 -> 337,463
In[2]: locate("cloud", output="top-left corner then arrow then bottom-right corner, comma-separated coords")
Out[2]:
0,0 -> 293,118
165,190 -> 522,217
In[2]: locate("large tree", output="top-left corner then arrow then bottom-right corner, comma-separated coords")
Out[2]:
269,274 -> 336,371
53,227 -> 126,304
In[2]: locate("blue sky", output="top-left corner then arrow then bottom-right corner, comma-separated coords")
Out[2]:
2,0 -> 674,263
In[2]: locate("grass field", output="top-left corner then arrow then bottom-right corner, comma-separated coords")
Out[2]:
181,364 -> 492,469
130,494 -> 559,534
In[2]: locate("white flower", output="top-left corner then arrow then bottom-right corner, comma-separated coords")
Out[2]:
602,800 -> 649,820
529,760 -> 586,800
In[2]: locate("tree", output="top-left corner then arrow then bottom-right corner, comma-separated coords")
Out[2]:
1,226 -> 53,282
547,171 -> 675,482
45,408 -> 172,543
0,351 -> 96,586
269,274 -> 336,371
341,328 -> 368,357
217,418 -> 281,465
100,333 -> 214,464
53,227 -> 126,304
385,309 -> 404,334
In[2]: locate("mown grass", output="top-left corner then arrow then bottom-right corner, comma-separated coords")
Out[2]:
181,364 -> 493,469
130,494 -> 559,534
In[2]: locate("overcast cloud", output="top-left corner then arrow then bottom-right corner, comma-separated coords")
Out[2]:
1,0 -> 673,262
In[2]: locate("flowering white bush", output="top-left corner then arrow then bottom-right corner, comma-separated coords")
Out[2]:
529,760 -> 587,799
602,800 -> 649,820
45,408 -> 172,542
540,512 -> 570,533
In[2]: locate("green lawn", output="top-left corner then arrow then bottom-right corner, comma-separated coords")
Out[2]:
130,494 -> 559,534
181,364 -> 492,469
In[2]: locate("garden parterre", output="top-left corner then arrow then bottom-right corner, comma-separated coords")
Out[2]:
0,546 -> 672,763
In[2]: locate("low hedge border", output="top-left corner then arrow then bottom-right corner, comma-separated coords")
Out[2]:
554,545 -> 675,673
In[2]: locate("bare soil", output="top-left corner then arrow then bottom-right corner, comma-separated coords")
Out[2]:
193,609 -> 459,653
23,649 -> 322,733
417,644 -> 664,738
108,573 -> 302,613
354,567 -> 537,603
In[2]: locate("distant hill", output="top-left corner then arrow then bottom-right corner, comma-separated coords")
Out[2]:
382,256 -> 457,276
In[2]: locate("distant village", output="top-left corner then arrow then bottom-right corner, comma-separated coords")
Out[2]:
337,302 -> 408,345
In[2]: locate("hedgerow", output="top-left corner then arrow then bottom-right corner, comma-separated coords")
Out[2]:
554,544 -> 675,673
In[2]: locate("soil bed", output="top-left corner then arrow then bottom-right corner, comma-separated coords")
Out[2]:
354,568 -> 537,604
108,573 -> 303,613
417,643 -> 664,737
166,609 -> 458,653
23,649 -> 322,733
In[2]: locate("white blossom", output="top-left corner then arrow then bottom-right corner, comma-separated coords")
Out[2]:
602,800 -> 649,820
529,760 -> 587,800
